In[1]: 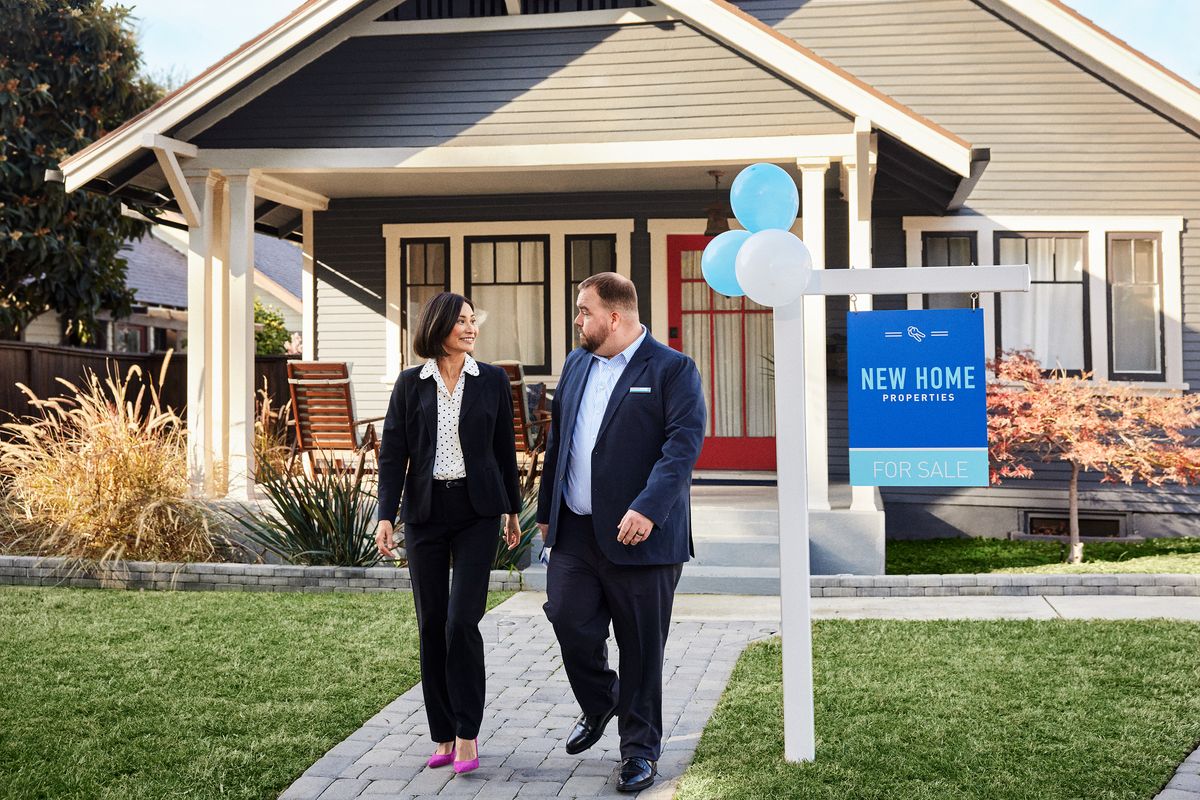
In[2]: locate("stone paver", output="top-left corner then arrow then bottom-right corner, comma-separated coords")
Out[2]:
280,595 -> 769,798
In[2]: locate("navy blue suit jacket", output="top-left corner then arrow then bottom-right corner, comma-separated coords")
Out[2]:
536,333 -> 706,566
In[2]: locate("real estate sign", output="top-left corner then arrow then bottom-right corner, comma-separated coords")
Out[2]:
847,308 -> 988,486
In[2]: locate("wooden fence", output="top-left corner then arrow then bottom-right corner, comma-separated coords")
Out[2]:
0,342 -> 294,423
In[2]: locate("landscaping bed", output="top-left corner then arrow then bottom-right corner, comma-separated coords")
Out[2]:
887,536 -> 1200,575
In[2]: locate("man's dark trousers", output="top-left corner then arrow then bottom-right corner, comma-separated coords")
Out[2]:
544,506 -> 683,761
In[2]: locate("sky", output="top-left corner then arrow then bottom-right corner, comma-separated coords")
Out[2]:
126,0 -> 1200,86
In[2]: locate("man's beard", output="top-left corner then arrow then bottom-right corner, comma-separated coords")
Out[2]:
578,326 -> 608,353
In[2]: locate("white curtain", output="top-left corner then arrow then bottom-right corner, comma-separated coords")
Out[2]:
1111,237 -> 1161,374
998,236 -> 1085,370
470,240 -> 545,367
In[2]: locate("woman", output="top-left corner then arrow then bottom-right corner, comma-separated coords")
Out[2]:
375,292 -> 521,775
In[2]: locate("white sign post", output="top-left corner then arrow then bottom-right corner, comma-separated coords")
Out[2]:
774,264 -> 1030,763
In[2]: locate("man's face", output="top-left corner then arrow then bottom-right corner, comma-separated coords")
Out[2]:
575,287 -> 613,353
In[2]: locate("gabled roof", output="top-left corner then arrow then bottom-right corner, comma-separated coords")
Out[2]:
993,0 -> 1200,131
59,0 -> 977,191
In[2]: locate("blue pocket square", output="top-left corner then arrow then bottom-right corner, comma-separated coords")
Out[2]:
628,386 -> 652,394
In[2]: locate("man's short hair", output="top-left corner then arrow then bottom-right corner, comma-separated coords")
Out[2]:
579,272 -> 638,315
412,292 -> 473,359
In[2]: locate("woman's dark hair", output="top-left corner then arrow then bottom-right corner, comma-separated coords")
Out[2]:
413,292 -> 474,359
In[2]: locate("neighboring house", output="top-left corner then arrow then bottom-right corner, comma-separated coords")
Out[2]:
54,0 -> 1200,542
21,227 -> 302,352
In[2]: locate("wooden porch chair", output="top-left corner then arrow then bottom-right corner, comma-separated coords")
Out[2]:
286,361 -> 383,475
495,360 -> 551,492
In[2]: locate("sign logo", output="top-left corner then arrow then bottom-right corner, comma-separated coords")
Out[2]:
847,308 -> 988,487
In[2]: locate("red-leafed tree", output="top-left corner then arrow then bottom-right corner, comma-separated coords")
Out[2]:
988,351 -> 1200,564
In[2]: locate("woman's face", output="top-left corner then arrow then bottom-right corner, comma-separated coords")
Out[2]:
441,302 -> 478,357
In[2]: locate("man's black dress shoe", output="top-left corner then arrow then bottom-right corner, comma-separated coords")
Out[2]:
617,757 -> 657,792
565,706 -> 617,755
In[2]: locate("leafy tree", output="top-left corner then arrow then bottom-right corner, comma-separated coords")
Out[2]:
0,0 -> 160,344
254,299 -> 290,356
988,351 -> 1200,563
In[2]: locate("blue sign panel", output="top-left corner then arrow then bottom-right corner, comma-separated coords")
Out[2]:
847,308 -> 988,486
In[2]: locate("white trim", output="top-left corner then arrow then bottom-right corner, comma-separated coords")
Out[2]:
60,0 -> 399,192
253,269 -> 303,314
359,6 -> 678,35
148,138 -> 201,227
902,214 -> 1186,388
651,0 -> 974,176
301,209 -> 316,360
253,173 -> 330,211
996,0 -> 1200,128
186,136 -> 858,174
380,220 -> 635,385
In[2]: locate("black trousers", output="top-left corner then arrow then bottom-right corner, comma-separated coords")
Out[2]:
543,506 -> 683,761
404,484 -> 498,742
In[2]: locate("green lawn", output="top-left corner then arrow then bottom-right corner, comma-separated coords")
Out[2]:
0,586 -> 511,800
679,621 -> 1200,800
887,536 -> 1200,575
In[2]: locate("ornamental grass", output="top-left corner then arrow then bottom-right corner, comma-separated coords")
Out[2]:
0,354 -> 224,566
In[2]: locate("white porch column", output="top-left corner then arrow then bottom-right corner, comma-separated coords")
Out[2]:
798,158 -> 831,511
209,179 -> 230,481
845,120 -> 878,512
301,209 -> 316,360
224,172 -> 259,499
185,173 -> 217,496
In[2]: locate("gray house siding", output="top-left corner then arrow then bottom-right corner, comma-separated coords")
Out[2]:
727,0 -> 1200,534
195,22 -> 851,149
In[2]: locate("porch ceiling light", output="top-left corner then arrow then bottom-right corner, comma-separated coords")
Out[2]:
703,169 -> 731,237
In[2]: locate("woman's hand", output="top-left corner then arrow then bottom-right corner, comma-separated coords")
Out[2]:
376,520 -> 397,559
504,514 -> 522,550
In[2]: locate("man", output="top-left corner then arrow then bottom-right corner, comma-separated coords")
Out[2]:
537,272 -> 706,792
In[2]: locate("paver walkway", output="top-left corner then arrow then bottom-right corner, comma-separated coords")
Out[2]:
281,596 -> 777,799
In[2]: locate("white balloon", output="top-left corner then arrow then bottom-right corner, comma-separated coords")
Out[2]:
734,229 -> 813,307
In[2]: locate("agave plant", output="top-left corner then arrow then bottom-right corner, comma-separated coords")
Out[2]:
493,479 -> 541,571
230,450 -> 381,567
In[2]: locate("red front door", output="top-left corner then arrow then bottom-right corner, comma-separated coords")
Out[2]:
667,235 -> 776,470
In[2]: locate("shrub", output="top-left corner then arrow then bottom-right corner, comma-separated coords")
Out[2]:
0,355 -> 226,565
230,451 -> 381,567
254,300 -> 291,356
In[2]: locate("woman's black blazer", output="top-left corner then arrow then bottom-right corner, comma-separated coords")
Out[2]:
376,362 -> 521,525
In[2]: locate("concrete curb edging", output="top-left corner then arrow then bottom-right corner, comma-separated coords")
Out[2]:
809,573 -> 1200,597
0,555 -> 522,593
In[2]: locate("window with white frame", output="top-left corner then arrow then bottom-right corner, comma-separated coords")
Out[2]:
1108,234 -> 1164,381
401,239 -> 450,367
566,234 -> 616,350
465,235 -> 550,373
995,232 -> 1089,373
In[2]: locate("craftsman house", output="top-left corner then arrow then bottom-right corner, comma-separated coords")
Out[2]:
56,0 -> 1200,567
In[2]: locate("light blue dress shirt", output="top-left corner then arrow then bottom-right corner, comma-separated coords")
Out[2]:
563,326 -> 648,516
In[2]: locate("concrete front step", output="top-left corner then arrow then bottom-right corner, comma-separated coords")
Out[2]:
692,534 -> 779,568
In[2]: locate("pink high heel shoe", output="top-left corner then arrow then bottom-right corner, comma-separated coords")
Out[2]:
453,740 -> 479,774
426,747 -> 455,768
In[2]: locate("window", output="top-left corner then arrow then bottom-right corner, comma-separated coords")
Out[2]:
113,323 -> 147,353
922,232 -> 977,309
995,233 -> 1089,373
565,234 -> 616,350
401,239 -> 450,366
465,236 -> 550,373
1108,234 -> 1164,381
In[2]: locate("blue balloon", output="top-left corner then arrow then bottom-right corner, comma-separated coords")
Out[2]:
701,229 -> 751,297
730,163 -> 799,233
